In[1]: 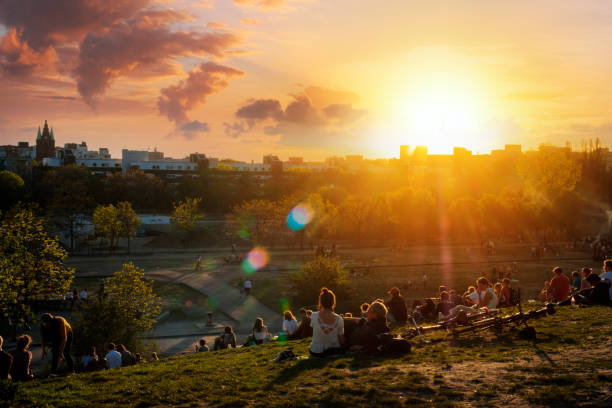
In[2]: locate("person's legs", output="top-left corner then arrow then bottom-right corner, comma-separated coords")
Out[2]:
51,346 -> 60,373
64,332 -> 74,372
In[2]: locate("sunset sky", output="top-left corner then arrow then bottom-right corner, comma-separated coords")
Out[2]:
1,0 -> 611,161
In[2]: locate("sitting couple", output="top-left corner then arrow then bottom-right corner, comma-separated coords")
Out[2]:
448,277 -> 498,318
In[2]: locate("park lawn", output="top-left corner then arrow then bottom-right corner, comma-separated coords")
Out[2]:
10,305 -> 612,408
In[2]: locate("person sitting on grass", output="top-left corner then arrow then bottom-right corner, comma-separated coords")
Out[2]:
360,303 -> 370,318
290,309 -> 313,340
435,291 -> 454,318
0,335 -> 13,380
580,268 -> 592,291
10,335 -> 33,381
570,273 -> 612,306
498,278 -> 513,307
450,277 -> 498,317
539,281 -> 551,302
195,338 -> 209,352
549,267 -> 570,302
346,301 -> 390,353
117,344 -> 135,366
150,352 -> 159,361
309,287 -> 344,357
135,353 -> 144,364
449,290 -> 462,306
282,311 -> 299,337
463,286 -> 476,304
214,326 -> 237,350
105,343 -> 122,369
493,282 -> 503,299
81,346 -> 98,371
385,287 -> 408,322
571,270 -> 582,293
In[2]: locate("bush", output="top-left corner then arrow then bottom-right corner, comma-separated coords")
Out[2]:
288,256 -> 351,308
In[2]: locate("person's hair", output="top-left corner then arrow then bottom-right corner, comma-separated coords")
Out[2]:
587,273 -> 601,285
571,270 -> 579,278
582,267 -> 592,276
467,286 -> 476,293
117,344 -> 126,352
494,283 -> 502,291
502,278 -> 510,285
40,313 -> 54,324
108,343 -> 115,351
306,310 -> 313,316
319,287 -> 336,310
553,266 -> 562,275
476,277 -> 489,287
388,287 -> 400,297
87,346 -> 96,356
299,308 -> 307,315
284,311 -> 295,321
367,301 -> 388,319
440,291 -> 449,301
135,353 -> 142,361
225,326 -> 234,334
449,289 -> 456,294
253,318 -> 264,332
439,285 -> 447,294
199,338 -> 207,345
151,352 -> 159,360
360,303 -> 370,313
605,259 -> 612,270
16,334 -> 31,350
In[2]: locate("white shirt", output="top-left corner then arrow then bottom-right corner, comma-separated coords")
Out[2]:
601,271 -> 612,299
244,280 -> 252,289
282,319 -> 299,335
309,311 -> 344,353
468,288 -> 498,309
65,292 -> 72,299
82,355 -> 97,369
106,350 -> 122,369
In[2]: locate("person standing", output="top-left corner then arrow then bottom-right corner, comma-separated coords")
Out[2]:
600,259 -> 612,300
40,313 -> 74,374
244,278 -> 252,296
80,288 -> 88,304
195,255 -> 202,271
0,335 -> 13,380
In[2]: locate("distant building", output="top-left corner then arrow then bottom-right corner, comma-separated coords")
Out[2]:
413,146 -> 428,157
0,141 -> 34,176
287,157 -> 304,165
400,145 -> 410,161
263,154 -> 280,165
453,147 -> 472,157
36,120 -> 55,161
148,149 -> 164,160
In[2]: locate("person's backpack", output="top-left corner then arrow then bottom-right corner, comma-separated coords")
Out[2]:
381,338 -> 411,354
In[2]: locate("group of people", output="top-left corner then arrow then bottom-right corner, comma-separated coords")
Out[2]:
64,288 -> 88,310
540,260 -> 612,305
0,334 -> 34,381
81,343 -> 159,372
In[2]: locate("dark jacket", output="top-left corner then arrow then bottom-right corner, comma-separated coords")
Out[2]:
347,318 -> 390,352
10,349 -> 32,381
0,350 -> 12,379
386,296 -> 408,321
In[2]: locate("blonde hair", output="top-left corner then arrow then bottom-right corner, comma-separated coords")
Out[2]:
367,301 -> 387,319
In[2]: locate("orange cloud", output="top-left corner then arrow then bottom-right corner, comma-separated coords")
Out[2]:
233,0 -> 285,10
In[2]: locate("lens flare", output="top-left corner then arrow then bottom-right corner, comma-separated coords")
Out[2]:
205,296 -> 218,311
287,203 -> 314,231
242,247 -> 269,274
280,298 -> 290,313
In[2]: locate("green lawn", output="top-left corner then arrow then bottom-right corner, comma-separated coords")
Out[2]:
8,305 -> 612,407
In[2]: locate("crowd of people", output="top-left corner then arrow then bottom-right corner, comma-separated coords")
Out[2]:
540,261 -> 612,305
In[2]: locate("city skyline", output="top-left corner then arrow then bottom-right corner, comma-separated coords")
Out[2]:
1,1 -> 612,161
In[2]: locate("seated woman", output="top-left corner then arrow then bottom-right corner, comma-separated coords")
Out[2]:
450,277 -> 498,317
82,346 -> 98,371
498,278 -> 513,307
435,292 -> 454,318
244,318 -> 269,346
282,311 -> 299,337
214,326 -> 237,350
572,273 -> 612,305
309,287 -> 344,357
580,268 -> 592,291
10,335 -> 33,381
385,287 -> 408,322
346,301 -> 390,352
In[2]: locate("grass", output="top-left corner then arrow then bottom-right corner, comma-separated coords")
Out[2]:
9,305 -> 612,407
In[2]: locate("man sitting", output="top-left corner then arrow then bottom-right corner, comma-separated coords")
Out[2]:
385,287 -> 408,322
572,273 -> 612,305
290,309 -> 313,340
105,343 -> 122,369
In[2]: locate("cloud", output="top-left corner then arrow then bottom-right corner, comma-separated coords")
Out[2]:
240,18 -> 260,25
158,61 -> 244,125
179,120 -> 210,132
226,87 -> 365,139
75,12 -> 241,105
0,28 -> 57,76
233,0 -> 285,10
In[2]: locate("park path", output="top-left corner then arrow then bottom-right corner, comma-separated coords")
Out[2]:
145,268 -> 283,333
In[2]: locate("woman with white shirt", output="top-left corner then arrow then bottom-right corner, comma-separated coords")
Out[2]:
252,318 -> 270,345
309,287 -> 345,357
282,311 -> 299,337
450,277 -> 498,317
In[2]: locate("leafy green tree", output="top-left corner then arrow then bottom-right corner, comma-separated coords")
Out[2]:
518,149 -> 582,199
0,206 -> 74,334
171,197 -> 203,232
116,201 -> 141,254
288,256 -> 351,308
93,204 -> 121,252
0,171 -> 25,210
72,262 -> 161,357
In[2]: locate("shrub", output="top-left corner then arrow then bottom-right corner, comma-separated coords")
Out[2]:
288,256 -> 351,308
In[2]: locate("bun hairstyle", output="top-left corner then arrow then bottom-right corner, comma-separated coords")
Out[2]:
319,287 -> 336,310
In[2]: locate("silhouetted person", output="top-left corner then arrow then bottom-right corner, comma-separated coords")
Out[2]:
0,335 -> 13,380
40,313 -> 74,374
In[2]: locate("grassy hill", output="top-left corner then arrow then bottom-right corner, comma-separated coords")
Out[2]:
7,305 -> 612,408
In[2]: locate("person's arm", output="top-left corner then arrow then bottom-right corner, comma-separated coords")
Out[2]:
480,291 -> 493,307
57,323 -> 68,360
231,333 -> 237,348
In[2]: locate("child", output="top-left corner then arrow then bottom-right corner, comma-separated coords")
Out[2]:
499,278 -> 513,307
196,338 -> 209,352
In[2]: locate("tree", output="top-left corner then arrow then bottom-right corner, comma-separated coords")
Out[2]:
72,262 -> 161,357
116,201 -> 141,255
518,149 -> 582,199
0,171 -> 25,210
171,197 -> 203,233
288,256 -> 351,308
93,204 -> 121,253
0,205 -> 74,335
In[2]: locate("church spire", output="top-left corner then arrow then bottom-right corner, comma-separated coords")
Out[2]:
37,126 -> 41,140
50,127 -> 54,140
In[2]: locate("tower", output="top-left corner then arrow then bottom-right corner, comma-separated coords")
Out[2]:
36,120 -> 56,161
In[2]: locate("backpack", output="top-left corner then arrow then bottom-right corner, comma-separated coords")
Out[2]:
381,338 -> 411,354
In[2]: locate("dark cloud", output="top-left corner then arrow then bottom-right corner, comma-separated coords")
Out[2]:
226,88 -> 365,138
158,61 -> 244,125
179,120 -> 210,132
0,28 -> 56,76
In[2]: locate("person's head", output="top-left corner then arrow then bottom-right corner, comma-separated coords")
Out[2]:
367,301 -> 388,321
306,310 -> 313,317
87,346 -> 96,356
117,344 -> 126,352
587,273 -> 601,286
284,311 -> 295,321
225,326 -> 234,334
253,318 -> 264,331
439,285 -> 447,294
388,287 -> 401,298
151,352 -> 159,360
16,334 -> 32,351
494,283 -> 502,293
440,291 -> 449,302
571,270 -> 579,279
449,289 -> 457,295
299,308 -> 307,318
476,277 -> 489,290
199,338 -> 207,346
544,281 -> 550,288
319,287 -> 336,311
40,313 -> 54,327
344,312 -> 353,318
467,286 -> 476,294
502,278 -> 511,287
553,266 -> 562,275
604,259 -> 612,272
360,303 -> 370,313
582,267 -> 592,278
108,343 -> 116,351
135,353 -> 142,361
